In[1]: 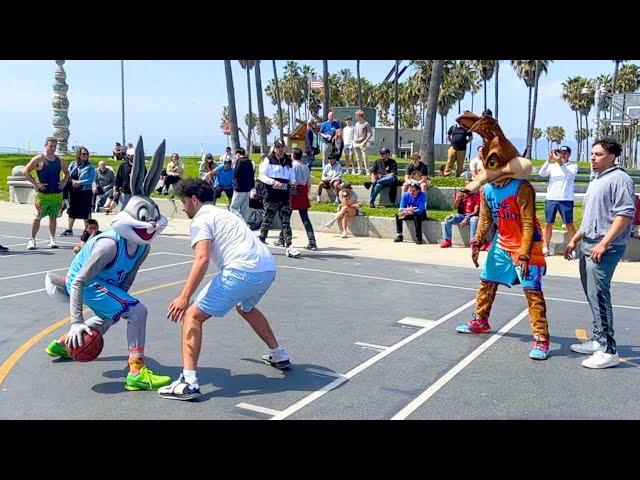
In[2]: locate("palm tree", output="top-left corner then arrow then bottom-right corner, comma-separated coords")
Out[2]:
494,60 -> 500,120
437,75 -> 458,144
532,128 -> 542,159
356,60 -> 363,108
420,60 -> 445,176
255,115 -> 273,140
224,60 -> 240,151
610,60 -> 624,123
322,60 -> 329,118
239,60 -> 256,152
526,60 -> 543,158
562,76 -> 585,160
272,60 -> 284,140
472,60 -> 496,110
254,61 -> 269,155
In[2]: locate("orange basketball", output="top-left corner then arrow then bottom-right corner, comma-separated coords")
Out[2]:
67,329 -> 104,362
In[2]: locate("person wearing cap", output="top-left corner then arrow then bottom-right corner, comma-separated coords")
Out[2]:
564,138 -> 636,369
538,145 -> 578,256
115,147 -> 142,209
257,140 -> 301,258
211,156 -> 235,207
317,152 -> 344,203
445,122 -> 472,177
220,146 -> 234,165
394,180 -> 427,244
365,148 -> 398,208
112,142 -> 125,161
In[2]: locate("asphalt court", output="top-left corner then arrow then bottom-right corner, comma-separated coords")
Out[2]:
1,220 -> 639,420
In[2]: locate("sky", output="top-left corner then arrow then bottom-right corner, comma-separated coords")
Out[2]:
1,59 -> 638,159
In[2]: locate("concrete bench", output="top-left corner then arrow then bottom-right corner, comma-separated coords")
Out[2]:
7,166 -> 36,204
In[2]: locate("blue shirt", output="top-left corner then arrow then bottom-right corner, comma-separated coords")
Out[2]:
319,120 -> 340,144
399,191 -> 426,216
69,160 -> 96,191
214,164 -> 234,189
66,231 -> 147,288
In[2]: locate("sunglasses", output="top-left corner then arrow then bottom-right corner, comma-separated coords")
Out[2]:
81,152 -> 89,156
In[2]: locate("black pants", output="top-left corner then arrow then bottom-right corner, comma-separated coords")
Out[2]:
260,201 -> 292,246
213,187 -> 234,205
279,208 -> 316,246
396,212 -> 427,239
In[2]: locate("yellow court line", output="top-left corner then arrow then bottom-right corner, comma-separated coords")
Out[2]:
0,274 -> 214,387
573,328 -> 638,367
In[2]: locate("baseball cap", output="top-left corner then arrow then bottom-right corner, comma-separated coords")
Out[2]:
559,145 -> 571,153
204,153 -> 213,160
379,147 -> 390,155
225,146 -> 231,151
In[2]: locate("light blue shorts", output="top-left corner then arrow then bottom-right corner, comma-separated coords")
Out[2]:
195,268 -> 276,317
67,279 -> 139,322
480,245 -> 545,291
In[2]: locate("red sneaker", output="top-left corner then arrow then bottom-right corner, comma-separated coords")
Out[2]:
440,239 -> 452,248
456,317 -> 491,334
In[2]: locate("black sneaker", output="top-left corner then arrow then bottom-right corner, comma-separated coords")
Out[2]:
157,374 -> 201,401
59,229 -> 73,236
394,235 -> 404,242
258,236 -> 267,244
416,239 -> 423,245
364,181 -> 372,190
369,202 -> 376,208
261,353 -> 291,370
306,244 -> 318,251
0,244 -> 8,252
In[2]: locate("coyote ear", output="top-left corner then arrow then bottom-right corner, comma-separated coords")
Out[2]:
143,140 -> 166,196
130,136 -> 146,196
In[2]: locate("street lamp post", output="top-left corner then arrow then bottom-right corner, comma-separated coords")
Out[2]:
121,60 -> 126,148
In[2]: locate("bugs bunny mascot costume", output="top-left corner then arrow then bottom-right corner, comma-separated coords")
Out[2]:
44,137 -> 172,391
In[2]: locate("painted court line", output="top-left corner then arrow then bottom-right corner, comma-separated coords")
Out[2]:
0,259 -> 193,300
277,264 -> 640,311
265,299 -> 476,420
574,328 -> 639,368
391,308 -> 530,420
354,342 -> 388,351
306,368 -> 344,378
236,403 -> 283,416
397,317 -> 436,328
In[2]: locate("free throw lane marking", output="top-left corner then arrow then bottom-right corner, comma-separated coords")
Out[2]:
236,403 -> 283,416
391,308 -> 529,420
575,329 -> 588,341
354,342 -> 388,351
397,317 -> 436,328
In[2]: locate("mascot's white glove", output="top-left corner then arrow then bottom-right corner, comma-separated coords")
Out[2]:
65,323 -> 93,349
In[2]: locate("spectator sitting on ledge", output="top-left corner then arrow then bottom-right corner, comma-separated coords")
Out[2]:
394,180 -> 427,245
365,147 -> 398,208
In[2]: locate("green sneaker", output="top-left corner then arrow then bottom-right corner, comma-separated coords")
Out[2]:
45,340 -> 71,359
125,365 -> 172,391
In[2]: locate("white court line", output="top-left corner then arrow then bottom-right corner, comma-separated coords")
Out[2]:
236,403 -> 283,416
0,259 -> 193,301
0,252 -> 171,281
306,368 -> 344,378
268,299 -> 476,420
391,308 -> 529,420
0,235 -> 77,245
354,342 -> 388,351
397,317 -> 436,328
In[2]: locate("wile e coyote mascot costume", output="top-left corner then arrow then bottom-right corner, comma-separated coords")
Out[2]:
454,111 -> 550,360
43,137 -> 174,389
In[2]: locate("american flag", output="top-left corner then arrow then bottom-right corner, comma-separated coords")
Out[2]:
309,73 -> 324,90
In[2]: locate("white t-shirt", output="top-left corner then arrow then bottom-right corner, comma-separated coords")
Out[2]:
190,204 -> 276,273
342,125 -> 355,147
538,160 -> 578,201
469,156 -> 483,176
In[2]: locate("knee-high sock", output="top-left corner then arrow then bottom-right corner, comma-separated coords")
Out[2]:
120,302 -> 148,371
475,280 -> 498,319
524,290 -> 549,340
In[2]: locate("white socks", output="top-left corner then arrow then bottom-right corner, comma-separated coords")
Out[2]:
183,369 -> 199,388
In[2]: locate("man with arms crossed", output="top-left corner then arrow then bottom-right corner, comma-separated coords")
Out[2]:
159,179 -> 291,401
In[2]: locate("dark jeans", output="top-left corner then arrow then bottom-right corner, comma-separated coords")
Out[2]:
370,174 -> 397,205
213,187 -> 234,206
396,212 -> 427,240
279,208 -> 316,246
579,240 -> 627,354
260,201 -> 293,246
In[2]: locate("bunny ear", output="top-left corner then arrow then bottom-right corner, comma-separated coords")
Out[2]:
130,136 -> 146,195
143,139 -> 166,196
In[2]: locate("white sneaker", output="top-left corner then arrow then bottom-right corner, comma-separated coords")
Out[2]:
542,247 -> 550,256
341,231 -> 349,238
570,340 -> 603,355
48,238 -> 59,249
261,348 -> 291,370
27,238 -> 37,250
324,220 -> 334,228
581,350 -> 620,369
316,196 -> 321,203
285,247 -> 301,258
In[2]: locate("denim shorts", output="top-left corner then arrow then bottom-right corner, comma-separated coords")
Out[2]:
544,200 -> 574,224
195,268 -> 276,317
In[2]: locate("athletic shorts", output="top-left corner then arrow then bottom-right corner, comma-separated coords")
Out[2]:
66,278 -> 139,322
544,200 -> 574,224
195,268 -> 275,317
480,245 -> 545,291
34,192 -> 63,219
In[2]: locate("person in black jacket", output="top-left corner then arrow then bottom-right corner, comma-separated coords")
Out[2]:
229,147 -> 255,222
115,148 -> 146,210
304,120 -> 320,170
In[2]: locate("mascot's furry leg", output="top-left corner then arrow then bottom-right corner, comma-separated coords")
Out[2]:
524,290 -> 548,341
456,280 -> 498,334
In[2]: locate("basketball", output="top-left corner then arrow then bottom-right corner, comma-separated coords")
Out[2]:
67,329 -> 104,362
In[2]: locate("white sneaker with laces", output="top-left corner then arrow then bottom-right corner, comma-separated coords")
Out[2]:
158,374 -> 201,401
27,238 -> 37,250
261,348 -> 291,370
48,237 -> 59,249
285,247 -> 301,258
581,350 -> 620,369
542,246 -> 550,256
570,340 -> 603,355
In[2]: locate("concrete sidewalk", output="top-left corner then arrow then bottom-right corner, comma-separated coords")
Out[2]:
1,200 -> 638,284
